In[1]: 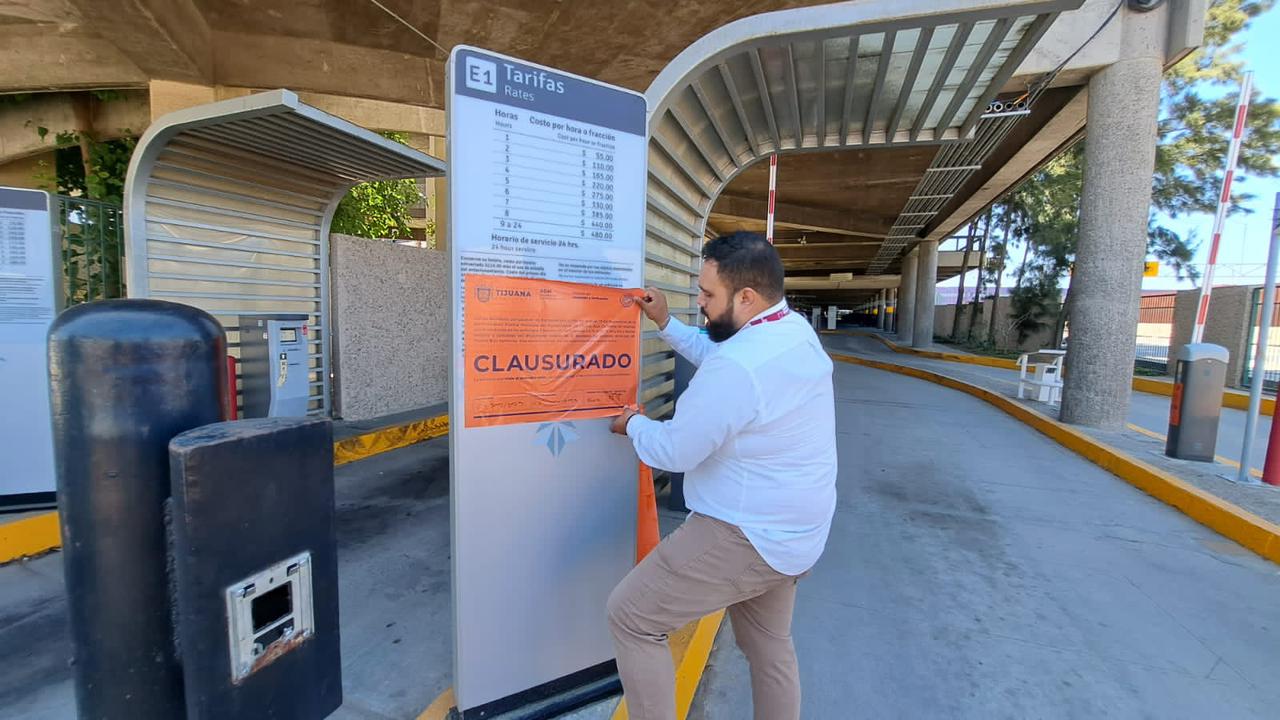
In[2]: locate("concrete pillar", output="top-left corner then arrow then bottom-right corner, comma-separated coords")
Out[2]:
1059,10 -> 1165,429
889,288 -> 897,332
897,249 -> 918,343
827,305 -> 838,331
912,240 -> 939,348
428,136 -> 449,252
876,290 -> 887,330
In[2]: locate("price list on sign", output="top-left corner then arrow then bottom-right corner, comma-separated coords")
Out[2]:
493,129 -> 617,244
449,46 -> 646,289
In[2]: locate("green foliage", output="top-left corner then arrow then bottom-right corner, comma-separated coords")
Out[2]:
1007,0 -> 1279,293
60,199 -> 126,305
1152,0 -> 1279,248
51,136 -> 136,203
330,132 -> 425,241
1008,276 -> 1061,344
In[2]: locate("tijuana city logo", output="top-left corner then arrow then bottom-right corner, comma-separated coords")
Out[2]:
475,286 -> 533,302
473,353 -> 634,373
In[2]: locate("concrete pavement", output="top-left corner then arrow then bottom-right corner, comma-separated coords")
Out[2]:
691,357 -> 1280,719
0,436 -> 454,720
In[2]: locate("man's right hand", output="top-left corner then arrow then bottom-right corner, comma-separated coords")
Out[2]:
637,286 -> 670,330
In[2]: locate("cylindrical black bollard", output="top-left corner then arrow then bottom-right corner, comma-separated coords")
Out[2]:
48,299 -> 227,719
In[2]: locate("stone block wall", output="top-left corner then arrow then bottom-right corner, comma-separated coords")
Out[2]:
934,298 -> 1058,352
330,234 -> 449,421
1171,285 -> 1255,387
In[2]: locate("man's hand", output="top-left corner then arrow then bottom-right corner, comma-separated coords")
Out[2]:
610,405 -> 642,435
636,287 -> 670,330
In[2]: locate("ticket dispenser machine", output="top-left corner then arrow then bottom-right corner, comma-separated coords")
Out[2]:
239,315 -> 310,417
1166,343 -> 1229,462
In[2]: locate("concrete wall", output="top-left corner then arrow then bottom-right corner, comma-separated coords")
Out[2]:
934,298 -> 1058,353
330,233 -> 448,421
1171,285 -> 1254,387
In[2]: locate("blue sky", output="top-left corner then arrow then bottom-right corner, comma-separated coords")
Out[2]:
941,5 -> 1280,294
1153,5 -> 1280,290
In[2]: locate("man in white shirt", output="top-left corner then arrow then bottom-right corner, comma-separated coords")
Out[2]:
607,232 -> 837,720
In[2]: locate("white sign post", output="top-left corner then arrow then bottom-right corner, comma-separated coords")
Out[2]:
0,187 -> 60,508
446,47 -> 648,714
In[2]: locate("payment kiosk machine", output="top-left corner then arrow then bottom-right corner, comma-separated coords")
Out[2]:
239,314 -> 310,417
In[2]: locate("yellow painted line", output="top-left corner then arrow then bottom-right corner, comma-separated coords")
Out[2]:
613,610 -> 727,720
830,352 -> 1280,565
334,413 -> 450,466
0,512 -> 62,564
1,414 -> 450,564
830,330 -> 1275,417
1124,422 -> 1263,480
416,686 -> 456,720
416,612 -> 725,720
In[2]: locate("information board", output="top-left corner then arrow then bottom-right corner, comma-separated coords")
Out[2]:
447,47 -> 647,713
463,275 -> 641,429
0,187 -> 59,507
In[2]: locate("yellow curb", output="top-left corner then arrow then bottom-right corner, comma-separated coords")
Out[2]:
830,329 -> 1275,417
416,687 -> 456,720
334,413 -> 450,466
1131,376 -> 1273,416
613,610 -> 726,720
830,352 -> 1280,565
1,413 -> 450,564
0,512 -> 61,564
825,329 -> 1020,370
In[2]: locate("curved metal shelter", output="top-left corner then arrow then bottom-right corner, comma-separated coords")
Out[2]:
637,0 -> 1080,413
124,90 -> 446,415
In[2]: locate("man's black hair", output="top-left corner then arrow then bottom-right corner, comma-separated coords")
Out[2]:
702,231 -> 785,301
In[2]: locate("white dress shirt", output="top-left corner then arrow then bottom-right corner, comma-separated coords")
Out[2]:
625,300 -> 838,575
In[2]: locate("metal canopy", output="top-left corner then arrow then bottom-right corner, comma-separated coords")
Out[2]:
124,89 -> 446,416
637,0 -> 1079,415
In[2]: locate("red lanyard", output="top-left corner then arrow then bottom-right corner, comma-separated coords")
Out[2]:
747,307 -> 790,327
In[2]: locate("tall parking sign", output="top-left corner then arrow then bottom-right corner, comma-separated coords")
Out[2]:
0,187 -> 59,508
446,47 -> 648,714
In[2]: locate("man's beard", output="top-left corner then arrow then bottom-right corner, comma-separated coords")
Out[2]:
703,304 -> 739,343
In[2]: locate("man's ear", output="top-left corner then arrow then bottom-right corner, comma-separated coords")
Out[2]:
739,287 -> 758,307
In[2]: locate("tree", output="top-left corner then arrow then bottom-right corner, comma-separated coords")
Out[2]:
951,221 -> 977,339
1005,0 -> 1280,330
1151,0 -> 1280,261
986,205 -> 1013,344
964,210 -> 993,342
330,131 -> 426,241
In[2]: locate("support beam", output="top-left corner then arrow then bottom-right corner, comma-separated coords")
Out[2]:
784,275 -> 900,291
712,194 -> 892,238
0,28 -> 148,92
877,290 -> 887,329
912,240 -> 938,348
71,0 -> 212,83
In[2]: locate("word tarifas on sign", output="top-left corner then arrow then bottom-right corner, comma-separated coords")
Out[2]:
473,353 -> 635,373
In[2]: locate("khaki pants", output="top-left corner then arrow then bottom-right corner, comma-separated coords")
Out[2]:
606,513 -> 803,720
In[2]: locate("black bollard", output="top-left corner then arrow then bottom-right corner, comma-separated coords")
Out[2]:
48,299 -> 227,719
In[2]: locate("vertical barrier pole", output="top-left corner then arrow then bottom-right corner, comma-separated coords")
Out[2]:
766,154 -> 777,243
1192,71 -> 1253,344
1260,195 -> 1280,486
1237,194 -> 1279,483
